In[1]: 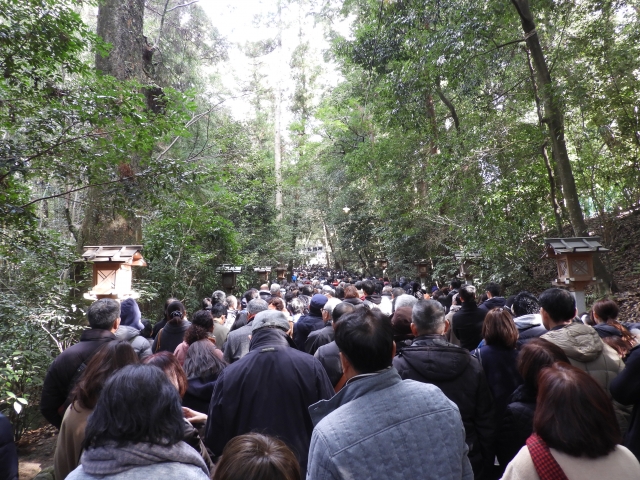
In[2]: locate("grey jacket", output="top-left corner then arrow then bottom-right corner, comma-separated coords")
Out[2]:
114,326 -> 151,360
222,322 -> 253,364
307,367 -> 473,480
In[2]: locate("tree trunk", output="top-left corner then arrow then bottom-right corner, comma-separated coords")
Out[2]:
82,0 -> 148,247
512,0 -> 616,292
274,0 -> 284,220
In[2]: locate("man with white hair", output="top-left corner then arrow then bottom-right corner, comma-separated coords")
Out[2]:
270,283 -> 282,298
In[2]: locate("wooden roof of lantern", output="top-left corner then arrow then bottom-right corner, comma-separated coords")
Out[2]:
544,237 -> 609,256
80,245 -> 147,266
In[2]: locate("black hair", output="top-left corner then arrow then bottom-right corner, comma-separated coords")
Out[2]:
332,302 -> 356,322
243,289 -> 259,303
539,288 -> 575,323
211,303 -> 228,319
166,300 -> 186,324
512,291 -> 540,317
335,308 -> 393,374
202,298 -> 213,310
82,364 -> 185,450
361,280 -> 375,296
485,282 -> 501,297
450,279 -> 462,289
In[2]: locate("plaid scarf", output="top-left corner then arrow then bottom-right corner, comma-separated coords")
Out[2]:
526,433 -> 569,480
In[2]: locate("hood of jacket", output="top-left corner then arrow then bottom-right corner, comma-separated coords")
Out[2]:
114,325 -> 141,342
481,297 -> 506,310
514,314 -> 543,329
365,294 -> 382,305
593,323 -> 623,338
249,327 -> 296,351
395,335 -> 471,381
543,322 -> 603,362
308,367 -> 400,426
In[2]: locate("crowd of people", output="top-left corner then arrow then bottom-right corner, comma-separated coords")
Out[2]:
3,271 -> 640,479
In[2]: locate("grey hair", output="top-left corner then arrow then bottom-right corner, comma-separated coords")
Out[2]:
289,298 -> 304,315
183,340 -> 226,379
382,286 -> 392,295
226,295 -> 238,309
459,284 -> 477,302
87,299 -> 121,330
323,298 -> 341,316
412,300 -> 446,334
247,298 -> 269,316
270,283 -> 281,295
395,294 -> 418,310
211,290 -> 227,305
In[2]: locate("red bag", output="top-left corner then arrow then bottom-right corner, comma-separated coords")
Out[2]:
525,433 -> 569,480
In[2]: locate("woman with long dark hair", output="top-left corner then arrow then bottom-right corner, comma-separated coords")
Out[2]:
153,300 -> 190,354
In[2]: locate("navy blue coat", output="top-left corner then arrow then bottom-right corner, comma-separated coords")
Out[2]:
0,413 -> 18,480
205,328 -> 334,475
452,301 -> 487,351
611,344 -> 640,460
293,312 -> 324,351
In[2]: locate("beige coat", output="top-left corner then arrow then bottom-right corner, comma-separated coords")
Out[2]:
54,403 -> 92,480
541,322 -> 631,432
501,444 -> 640,480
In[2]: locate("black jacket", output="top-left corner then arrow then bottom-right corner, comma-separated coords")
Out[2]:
205,328 -> 334,475
611,344 -> 640,460
478,296 -> 506,314
293,312 -> 324,351
314,340 -> 342,387
151,318 -> 166,338
393,335 -> 495,477
516,323 -> 548,348
182,375 -> 219,414
495,385 -> 536,467
305,324 -> 334,355
152,320 -> 191,354
40,329 -> 115,428
452,301 -> 487,351
229,310 -> 248,332
0,413 -> 18,480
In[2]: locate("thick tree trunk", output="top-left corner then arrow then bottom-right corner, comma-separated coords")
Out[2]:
83,0 -> 148,246
512,0 -> 616,292
274,0 -> 284,220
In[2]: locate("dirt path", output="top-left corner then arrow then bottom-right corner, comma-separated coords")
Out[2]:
18,425 -> 57,480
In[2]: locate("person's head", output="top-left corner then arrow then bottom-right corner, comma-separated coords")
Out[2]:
288,297 -> 304,316
458,285 -> 476,303
164,297 -> 179,320
140,320 -> 153,339
226,295 -> 238,310
539,288 -> 576,328
211,290 -> 226,305
87,299 -> 120,330
450,279 -> 461,290
482,308 -> 518,349
332,302 -> 355,323
335,308 -> 394,377
484,282 -> 500,298
361,280 -> 375,296
394,294 -> 418,310
391,306 -> 414,342
119,298 -> 143,330
411,299 -> 447,336
211,303 -> 227,322
391,287 -> 405,300
259,284 -> 269,291
142,352 -> 188,398
71,340 -> 139,410
212,433 -> 300,480
82,364 -> 184,450
243,289 -> 259,305
322,298 -> 341,323
334,286 -> 345,299
321,285 -> 335,297
344,285 -> 359,299
251,310 -> 290,333
534,362 -> 621,458
309,294 -> 328,315
166,300 -> 186,325
185,309 -> 214,345
517,338 -> 569,392
202,298 -> 213,310
270,283 -> 281,296
511,291 -> 540,317
184,339 -> 227,380
591,299 -> 619,323
247,298 -> 269,320
268,297 -> 286,312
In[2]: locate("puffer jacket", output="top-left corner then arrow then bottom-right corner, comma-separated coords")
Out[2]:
114,326 -> 151,360
393,335 -> 495,478
542,322 -> 630,432
611,344 -> 640,460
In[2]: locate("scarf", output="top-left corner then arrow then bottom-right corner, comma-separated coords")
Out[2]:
80,441 -> 209,476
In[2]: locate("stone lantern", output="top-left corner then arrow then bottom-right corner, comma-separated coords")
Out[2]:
254,267 -> 271,283
275,267 -> 287,281
414,259 -> 431,279
454,252 -> 481,285
217,265 -> 242,293
376,258 -> 389,270
544,237 -> 609,314
79,245 -> 147,300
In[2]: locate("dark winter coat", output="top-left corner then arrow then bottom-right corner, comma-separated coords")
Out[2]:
472,344 -> 522,423
152,320 -> 191,354
342,297 -> 363,306
393,334 -> 495,477
452,301 -> 487,351
479,296 -> 506,314
151,318 -> 166,338
182,375 -> 219,415
314,340 -> 342,387
293,312 -> 324,351
229,310 -> 248,332
611,344 -> 640,460
514,314 -> 547,348
40,329 -> 116,428
305,324 -> 334,356
593,323 -> 624,339
204,328 -> 334,475
495,384 -> 536,467
0,413 -> 18,480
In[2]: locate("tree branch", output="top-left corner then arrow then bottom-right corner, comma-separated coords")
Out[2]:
166,0 -> 198,13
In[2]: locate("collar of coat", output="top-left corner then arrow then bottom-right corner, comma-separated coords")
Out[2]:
307,366 -> 400,427
249,327 -> 296,351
